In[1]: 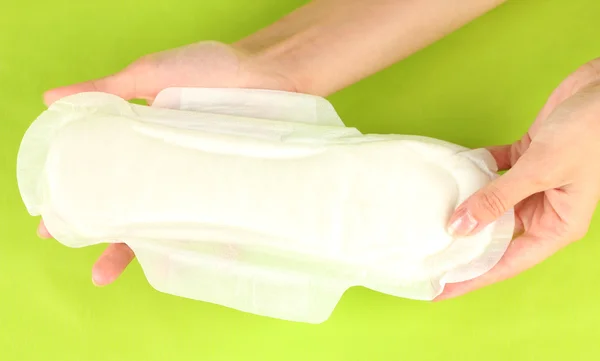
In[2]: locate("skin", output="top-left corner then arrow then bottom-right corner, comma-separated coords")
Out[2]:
40,41 -> 295,286
39,0 -> 599,298
438,60 -> 600,299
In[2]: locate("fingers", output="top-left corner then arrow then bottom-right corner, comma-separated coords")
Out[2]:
447,162 -> 546,237
37,220 -> 134,286
37,220 -> 52,238
486,145 -> 513,171
40,65 -> 141,286
43,70 -> 138,106
439,181 -> 597,300
445,144 -> 530,238
435,233 -> 562,301
531,58 -> 600,126
91,243 -> 136,286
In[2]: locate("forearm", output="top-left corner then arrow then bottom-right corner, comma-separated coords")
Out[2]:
236,0 -> 506,96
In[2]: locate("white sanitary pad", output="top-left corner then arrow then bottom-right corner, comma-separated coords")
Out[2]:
17,88 -> 514,323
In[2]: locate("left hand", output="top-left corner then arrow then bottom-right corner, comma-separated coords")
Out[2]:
37,41 -> 298,287
437,59 -> 600,300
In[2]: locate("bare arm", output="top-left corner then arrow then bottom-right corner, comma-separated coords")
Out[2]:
236,0 -> 507,96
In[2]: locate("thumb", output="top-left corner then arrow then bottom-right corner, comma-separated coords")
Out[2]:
447,149 -> 546,237
43,69 -> 138,106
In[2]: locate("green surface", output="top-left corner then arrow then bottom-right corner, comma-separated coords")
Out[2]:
1,0 -> 599,360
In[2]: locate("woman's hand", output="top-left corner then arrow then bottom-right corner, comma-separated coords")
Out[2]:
437,59 -> 600,300
38,0 -> 509,288
38,41 -> 298,286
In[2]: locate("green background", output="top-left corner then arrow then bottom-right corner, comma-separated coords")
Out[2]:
1,0 -> 599,360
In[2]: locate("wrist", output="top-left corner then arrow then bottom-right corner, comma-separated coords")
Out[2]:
232,37 -> 308,95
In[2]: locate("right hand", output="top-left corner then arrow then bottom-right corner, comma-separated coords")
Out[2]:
38,40 -> 298,286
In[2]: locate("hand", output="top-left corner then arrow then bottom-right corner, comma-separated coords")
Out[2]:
437,59 -> 600,300
37,0 -> 509,288
38,40 -> 297,286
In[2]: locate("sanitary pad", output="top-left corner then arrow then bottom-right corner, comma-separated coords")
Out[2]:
16,88 -> 514,323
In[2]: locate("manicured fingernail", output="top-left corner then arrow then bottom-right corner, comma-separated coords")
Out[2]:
447,209 -> 478,237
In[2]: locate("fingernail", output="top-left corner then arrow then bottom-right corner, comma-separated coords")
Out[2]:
447,209 -> 478,237
91,272 -> 105,287
36,223 -> 47,238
